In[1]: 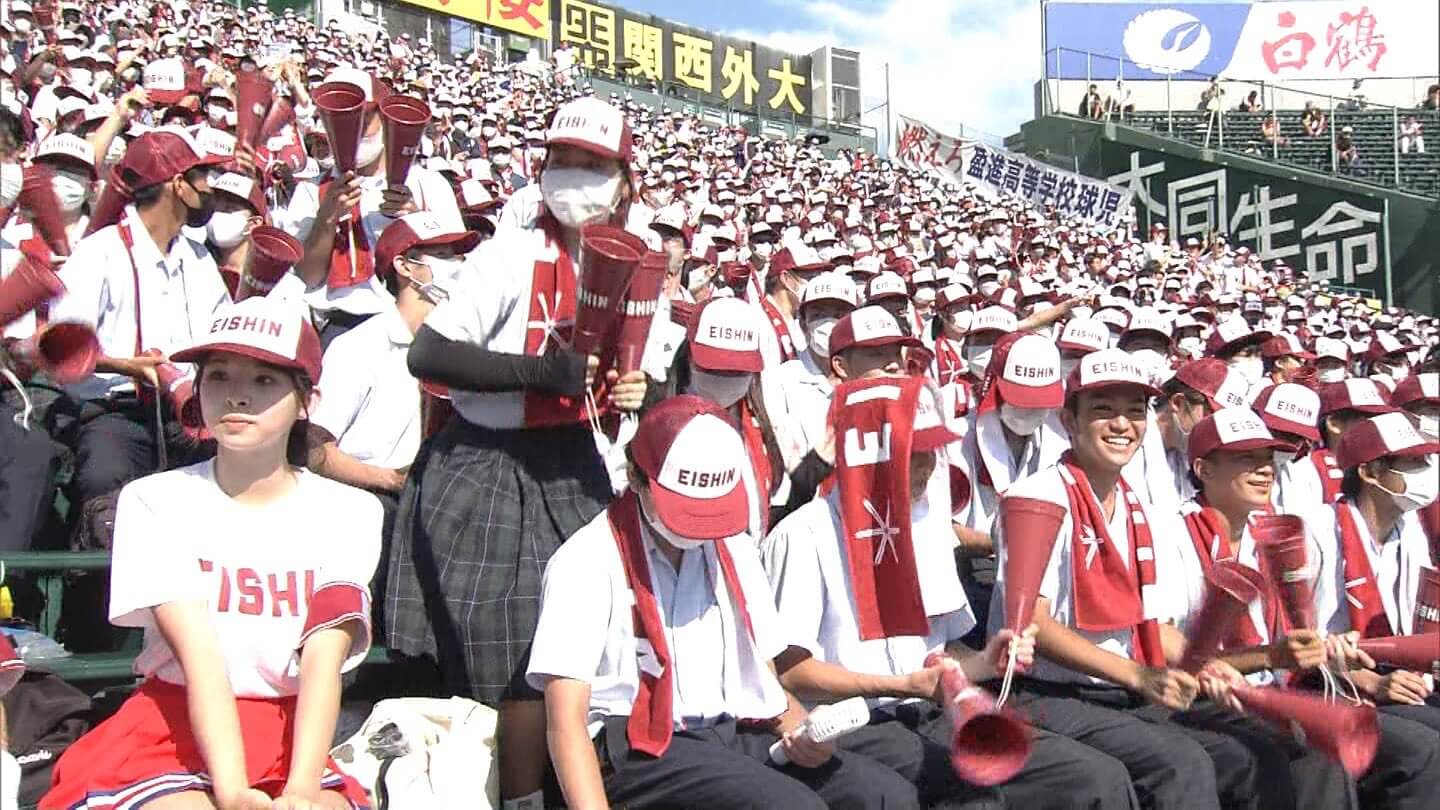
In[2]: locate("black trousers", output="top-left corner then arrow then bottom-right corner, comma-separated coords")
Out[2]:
840,702 -> 1138,810
68,397 -> 211,510
592,716 -> 920,810
0,399 -> 62,551
1010,679 -> 1356,810
1361,709 -> 1440,810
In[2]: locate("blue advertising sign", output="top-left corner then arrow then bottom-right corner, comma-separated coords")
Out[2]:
1045,2 -> 1252,79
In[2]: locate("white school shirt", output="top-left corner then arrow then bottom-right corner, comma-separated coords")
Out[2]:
1122,411 -> 1184,520
47,205 -> 229,401
753,296 -> 807,371
269,178 -> 322,245
108,461 -> 383,698
1270,454 -> 1326,516
959,409 -> 1070,536
764,351 -> 833,470
309,307 -> 422,471
526,510 -> 789,739
987,466 -> 1202,687
305,168 -> 462,317
1313,502 -> 1431,637
761,488 -> 974,708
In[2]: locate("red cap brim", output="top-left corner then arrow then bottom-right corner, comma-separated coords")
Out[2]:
651,480 -> 749,540
997,378 -> 1064,409
691,344 -> 763,374
170,342 -> 307,377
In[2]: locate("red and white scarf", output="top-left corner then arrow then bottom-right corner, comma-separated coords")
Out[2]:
1334,498 -> 1392,638
1058,455 -> 1166,667
1309,448 -> 1344,503
933,335 -> 966,387
319,178 -> 374,291
608,491 -> 755,757
1181,499 -> 1275,648
760,295 -> 797,363
521,214 -> 598,428
829,375 -> 930,641
737,397 -> 773,535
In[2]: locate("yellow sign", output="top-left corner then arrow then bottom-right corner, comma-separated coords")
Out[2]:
398,0 -> 551,40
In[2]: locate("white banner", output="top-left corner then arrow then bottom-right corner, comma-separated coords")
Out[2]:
893,115 -> 1134,228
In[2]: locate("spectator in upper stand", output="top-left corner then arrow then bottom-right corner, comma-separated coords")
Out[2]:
1199,76 -> 1225,113
1399,115 -> 1426,154
1261,115 -> 1287,148
1422,83 -> 1440,111
1078,83 -> 1104,119
1106,78 -> 1135,119
1337,125 -> 1360,171
1238,90 -> 1263,113
1302,101 -> 1328,136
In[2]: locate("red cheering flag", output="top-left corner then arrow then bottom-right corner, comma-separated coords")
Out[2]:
1180,560 -> 1269,673
313,82 -> 367,173
573,224 -> 645,357
240,226 -> 303,301
1232,685 -> 1379,776
1251,514 -> 1316,630
379,95 -> 431,188
1356,635 -> 1438,674
926,653 -> 1031,787
614,251 -> 667,376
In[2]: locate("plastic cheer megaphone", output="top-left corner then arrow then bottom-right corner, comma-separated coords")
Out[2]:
234,69 -> 274,149
17,321 -> 99,384
1232,685 -> 1379,776
1415,567 -> 1439,635
999,497 -> 1066,635
613,251 -> 667,377
312,82 -> 368,173
379,95 -> 431,189
239,226 -> 303,301
926,653 -> 1032,786
0,255 -> 64,330
1251,514 -> 1316,631
767,697 -> 871,766
573,225 -> 646,357
1181,561 -> 1270,673
1357,635 -> 1438,674
18,165 -> 71,258
260,97 -> 296,143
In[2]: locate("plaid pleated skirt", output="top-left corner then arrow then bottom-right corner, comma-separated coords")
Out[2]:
383,417 -> 610,705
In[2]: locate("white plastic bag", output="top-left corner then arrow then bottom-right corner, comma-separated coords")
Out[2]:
330,697 -> 499,810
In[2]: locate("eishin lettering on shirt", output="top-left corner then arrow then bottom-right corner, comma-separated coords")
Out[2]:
198,559 -> 318,618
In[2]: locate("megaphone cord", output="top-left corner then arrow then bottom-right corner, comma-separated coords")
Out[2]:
2,367 -> 33,430
154,393 -> 168,472
995,644 -> 1019,710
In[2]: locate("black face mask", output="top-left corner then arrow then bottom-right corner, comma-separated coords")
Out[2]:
183,179 -> 216,228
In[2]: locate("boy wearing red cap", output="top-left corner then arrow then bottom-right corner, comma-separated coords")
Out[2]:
528,396 -> 916,810
764,377 -> 1137,810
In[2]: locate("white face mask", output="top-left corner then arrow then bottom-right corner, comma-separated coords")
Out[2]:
206,209 -> 249,248
492,153 -> 511,167
14,18 -> 32,33
355,131 -> 384,169
640,493 -> 708,550
651,189 -> 673,207
753,241 -> 775,258
206,103 -> 227,123
1318,367 -> 1347,384
1178,336 -> 1203,358
1230,356 -> 1264,386
409,254 -> 465,302
1,162 -> 25,208
1000,403 -> 1047,437
1132,348 -> 1168,377
481,125 -> 497,138
979,280 -> 1000,297
964,344 -> 993,378
541,167 -> 622,228
806,316 -> 839,359
69,67 -> 92,88
689,367 -> 753,408
50,172 -> 89,213
1377,460 -> 1439,512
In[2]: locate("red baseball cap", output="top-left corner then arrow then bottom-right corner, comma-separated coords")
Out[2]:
1364,331 -> 1418,363
829,306 -> 921,355
546,97 -> 633,162
1335,411 -> 1440,468
1206,317 -> 1271,356
989,332 -> 1064,409
209,171 -> 268,218
116,129 -> 227,191
968,305 -> 1017,337
629,396 -> 750,539
1056,317 -> 1111,355
1391,372 -> 1440,408
1066,348 -> 1163,399
1262,332 -> 1315,362
864,271 -> 909,303
1172,358 -> 1248,410
1188,407 -> 1294,460
172,296 -> 323,381
1318,378 -> 1397,417
1251,382 -> 1321,442
687,297 -> 763,373
373,211 -> 480,280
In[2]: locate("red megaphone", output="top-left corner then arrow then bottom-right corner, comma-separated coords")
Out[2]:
1181,560 -> 1269,673
1232,685 -> 1379,776
19,321 -> 99,384
313,82 -> 368,173
240,226 -> 303,301
260,97 -> 295,143
574,225 -> 646,357
1415,567 -> 1440,635
1357,635 -> 1438,674
999,497 -> 1066,636
234,69 -> 274,149
18,165 -> 71,258
613,251 -> 668,376
926,653 -> 1032,786
379,95 -> 431,189
0,255 -> 65,330
1251,514 -> 1316,630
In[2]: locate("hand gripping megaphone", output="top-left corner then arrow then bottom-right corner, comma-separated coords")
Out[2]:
925,653 -> 1032,787
1231,685 -> 1379,776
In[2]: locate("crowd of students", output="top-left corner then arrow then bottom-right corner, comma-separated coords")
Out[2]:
0,1 -> 1438,809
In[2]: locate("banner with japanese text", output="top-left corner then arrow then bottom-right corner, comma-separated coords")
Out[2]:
398,0 -> 551,40
895,115 -> 1134,228
553,0 -> 813,116
1044,1 -> 1437,81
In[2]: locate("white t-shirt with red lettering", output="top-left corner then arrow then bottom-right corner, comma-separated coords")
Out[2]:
108,461 -> 383,698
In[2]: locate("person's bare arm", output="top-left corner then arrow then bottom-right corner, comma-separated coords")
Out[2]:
306,435 -> 406,494
544,678 -> 610,810
952,524 -> 993,556
775,646 -> 926,702
88,88 -> 149,168
297,174 -> 361,288
279,626 -> 354,805
1033,598 -> 1197,710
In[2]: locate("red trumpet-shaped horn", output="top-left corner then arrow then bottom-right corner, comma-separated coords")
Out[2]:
1180,561 -> 1269,674
260,96 -> 296,143
379,95 -> 431,189
1251,514 -> 1316,631
240,226 -> 303,301
573,225 -> 646,357
1232,685 -> 1379,776
1414,567 -> 1439,635
925,653 -> 1032,786
0,255 -> 65,330
20,322 -> 99,384
312,82 -> 368,173
234,70 -> 274,149
613,251 -> 668,377
1357,635 -> 1438,674
18,165 -> 71,258
999,497 -> 1066,635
